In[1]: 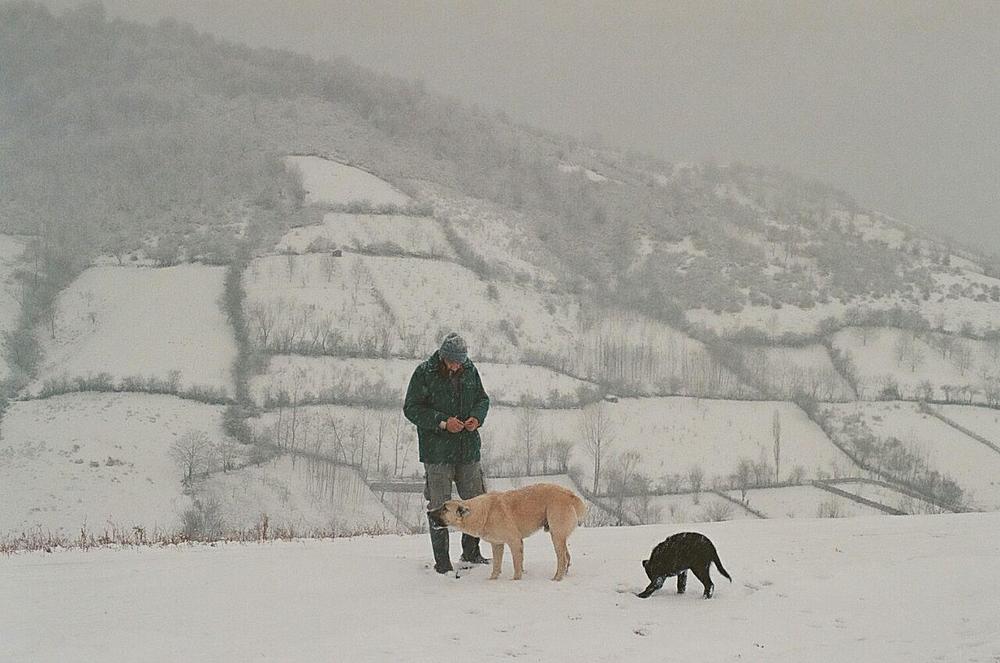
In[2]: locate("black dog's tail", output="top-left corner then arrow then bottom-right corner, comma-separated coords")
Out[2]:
712,549 -> 732,582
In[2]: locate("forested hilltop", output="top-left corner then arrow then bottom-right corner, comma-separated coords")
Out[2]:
5,3 -> 996,333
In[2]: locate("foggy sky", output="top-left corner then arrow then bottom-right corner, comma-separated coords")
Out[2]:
38,0 -> 1000,255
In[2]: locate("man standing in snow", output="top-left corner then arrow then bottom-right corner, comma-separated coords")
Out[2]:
404,332 -> 491,574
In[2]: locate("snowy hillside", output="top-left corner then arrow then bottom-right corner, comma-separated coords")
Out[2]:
0,234 -> 27,382
250,355 -> 598,409
823,401 -> 1000,509
278,212 -> 456,260
27,265 -> 237,397
284,155 -> 411,207
3,512 -> 998,663
0,393 -> 226,534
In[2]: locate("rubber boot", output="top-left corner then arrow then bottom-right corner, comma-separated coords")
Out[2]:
428,514 -> 452,574
460,534 -> 490,565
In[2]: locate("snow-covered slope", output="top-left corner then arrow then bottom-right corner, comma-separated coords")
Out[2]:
285,155 -> 410,207
0,393 -> 226,534
27,265 -> 237,397
2,512 -> 997,662
0,234 -> 27,382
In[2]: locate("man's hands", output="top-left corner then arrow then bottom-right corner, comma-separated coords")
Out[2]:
443,417 -> 480,433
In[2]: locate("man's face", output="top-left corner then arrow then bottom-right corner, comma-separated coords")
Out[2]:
443,358 -> 462,373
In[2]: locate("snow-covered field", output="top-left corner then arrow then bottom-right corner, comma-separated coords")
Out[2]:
823,401 -> 1000,509
417,182 -> 563,286
729,485 -> 887,519
565,313 -> 748,398
923,270 -> 1000,335
832,327 -> 999,401
200,455 -> 406,534
686,299 -> 851,337
243,254 -> 396,355
741,344 -> 855,400
821,480 -> 950,515
284,155 -> 410,207
483,398 -> 854,491
3,512 -> 998,662
278,212 -> 455,259
0,234 -> 27,382
27,265 -> 236,397
647,491 -> 759,523
936,404 -> 1000,446
243,252 -> 579,362
249,355 -> 598,409
362,255 -> 578,363
0,393 -> 226,535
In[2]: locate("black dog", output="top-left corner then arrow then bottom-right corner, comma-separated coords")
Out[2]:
637,532 -> 731,599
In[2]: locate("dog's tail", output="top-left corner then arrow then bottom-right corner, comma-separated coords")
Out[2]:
712,548 -> 732,582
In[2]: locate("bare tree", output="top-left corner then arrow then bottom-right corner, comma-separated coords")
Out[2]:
608,450 -> 641,523
687,465 -> 704,504
552,438 -> 573,474
579,402 -> 614,494
517,400 -> 540,476
248,300 -> 278,349
374,409 -> 390,477
772,409 -> 781,483
170,430 -> 212,484
732,457 -> 755,504
214,437 -> 241,473
953,341 -> 973,376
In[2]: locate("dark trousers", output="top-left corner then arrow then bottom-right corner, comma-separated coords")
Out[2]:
424,461 -> 486,566
424,461 -> 487,508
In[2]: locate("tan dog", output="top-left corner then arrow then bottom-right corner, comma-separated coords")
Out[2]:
427,483 -> 587,581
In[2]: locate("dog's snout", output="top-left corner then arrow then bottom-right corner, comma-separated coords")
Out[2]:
427,508 -> 447,529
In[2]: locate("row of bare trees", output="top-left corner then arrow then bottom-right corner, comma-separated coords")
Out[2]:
266,406 -> 416,479
169,430 -> 250,485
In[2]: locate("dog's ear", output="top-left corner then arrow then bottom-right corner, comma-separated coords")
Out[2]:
457,505 -> 470,518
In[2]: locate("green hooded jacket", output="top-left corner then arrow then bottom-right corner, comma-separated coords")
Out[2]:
403,351 -> 490,464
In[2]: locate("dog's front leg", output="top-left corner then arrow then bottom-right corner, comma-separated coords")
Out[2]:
636,576 -> 666,598
489,543 -> 504,580
511,539 -> 524,580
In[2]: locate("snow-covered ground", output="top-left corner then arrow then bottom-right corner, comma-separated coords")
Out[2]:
249,355 -> 598,409
243,253 -> 396,355
0,234 -> 27,382
924,270 -> 1000,335
728,485 -> 887,519
362,255 -> 578,363
417,182 -> 563,286
200,455 -> 406,534
741,344 -> 855,401
27,265 -> 236,397
3,512 -> 998,662
647,491 -> 759,523
566,313 -> 748,398
278,212 -> 455,259
483,398 -> 854,491
936,404 -> 1000,446
832,327 -> 998,401
0,393 -> 226,535
823,401 -> 1000,509
284,155 -> 410,207
686,299 -> 852,337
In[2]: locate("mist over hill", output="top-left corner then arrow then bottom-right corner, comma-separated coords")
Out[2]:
4,3 -> 998,333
